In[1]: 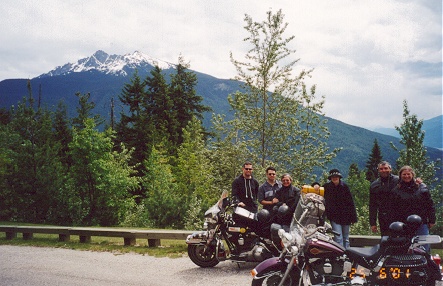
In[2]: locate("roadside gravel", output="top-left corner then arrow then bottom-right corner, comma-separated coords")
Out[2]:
0,245 -> 254,286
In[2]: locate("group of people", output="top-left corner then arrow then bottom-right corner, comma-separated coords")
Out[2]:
231,161 -> 436,251
369,161 -> 436,250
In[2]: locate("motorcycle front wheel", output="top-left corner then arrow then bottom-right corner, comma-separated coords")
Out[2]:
187,244 -> 219,268
251,269 -> 295,286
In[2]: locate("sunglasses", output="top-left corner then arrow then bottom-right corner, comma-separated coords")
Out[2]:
267,173 -> 276,176
244,168 -> 253,171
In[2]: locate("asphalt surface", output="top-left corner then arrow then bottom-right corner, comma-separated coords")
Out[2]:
0,245 -> 254,286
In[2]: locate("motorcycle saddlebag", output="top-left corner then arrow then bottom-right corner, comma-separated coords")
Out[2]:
381,254 -> 428,285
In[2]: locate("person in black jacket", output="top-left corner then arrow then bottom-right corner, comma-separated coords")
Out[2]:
391,165 -> 435,252
324,169 -> 357,248
231,162 -> 259,213
369,161 -> 399,236
272,173 -> 300,226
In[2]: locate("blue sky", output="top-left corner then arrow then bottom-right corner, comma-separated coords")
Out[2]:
0,0 -> 441,130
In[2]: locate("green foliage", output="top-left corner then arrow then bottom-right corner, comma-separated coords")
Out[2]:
175,117 -> 219,227
391,100 -> 442,235
392,100 -> 438,185
67,119 -> 139,226
219,9 -> 338,184
347,170 -> 371,235
142,145 -> 182,228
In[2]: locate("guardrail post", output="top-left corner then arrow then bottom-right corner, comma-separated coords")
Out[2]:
5,231 -> 17,240
124,237 -> 136,246
148,239 -> 161,247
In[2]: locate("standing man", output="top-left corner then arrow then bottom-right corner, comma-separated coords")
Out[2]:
232,162 -> 259,213
258,167 -> 282,212
369,161 -> 399,236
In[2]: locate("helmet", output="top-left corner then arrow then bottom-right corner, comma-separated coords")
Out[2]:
257,209 -> 271,223
406,214 -> 422,234
277,205 -> 290,219
389,221 -> 405,237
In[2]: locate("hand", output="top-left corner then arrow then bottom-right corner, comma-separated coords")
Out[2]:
272,198 -> 279,204
238,202 -> 245,207
371,225 -> 378,233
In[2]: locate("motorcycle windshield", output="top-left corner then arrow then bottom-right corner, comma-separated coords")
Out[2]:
204,190 -> 228,216
204,203 -> 220,216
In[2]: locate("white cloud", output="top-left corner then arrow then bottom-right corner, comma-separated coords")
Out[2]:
0,0 -> 441,130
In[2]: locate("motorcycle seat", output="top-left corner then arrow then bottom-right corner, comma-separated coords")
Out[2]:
346,244 -> 382,269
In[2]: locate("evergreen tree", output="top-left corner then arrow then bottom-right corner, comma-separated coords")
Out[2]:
115,70 -> 150,171
53,101 -> 73,168
168,56 -> 211,150
72,92 -> 103,129
349,163 -> 360,177
365,139 -> 383,182
143,65 -> 173,150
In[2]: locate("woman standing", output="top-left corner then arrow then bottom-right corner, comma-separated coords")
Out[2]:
323,169 -> 357,248
392,166 -> 435,251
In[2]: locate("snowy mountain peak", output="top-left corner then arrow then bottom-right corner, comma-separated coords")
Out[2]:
38,50 -> 174,78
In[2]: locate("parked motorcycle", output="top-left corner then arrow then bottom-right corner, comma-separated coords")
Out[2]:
186,190 -> 280,267
251,186 -> 442,285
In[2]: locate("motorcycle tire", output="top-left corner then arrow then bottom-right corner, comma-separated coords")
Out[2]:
187,244 -> 219,268
251,269 -> 296,286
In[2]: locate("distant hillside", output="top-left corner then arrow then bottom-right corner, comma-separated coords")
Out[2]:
373,115 -> 442,150
1,50 -> 441,181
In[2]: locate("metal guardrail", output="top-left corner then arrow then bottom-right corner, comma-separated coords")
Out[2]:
0,225 -> 194,247
0,225 -> 441,249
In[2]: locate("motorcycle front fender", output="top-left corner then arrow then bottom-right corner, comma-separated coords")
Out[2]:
252,257 -> 287,279
185,231 -> 210,245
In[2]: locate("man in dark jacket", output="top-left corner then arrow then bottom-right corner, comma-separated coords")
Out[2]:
369,161 -> 399,236
232,162 -> 259,213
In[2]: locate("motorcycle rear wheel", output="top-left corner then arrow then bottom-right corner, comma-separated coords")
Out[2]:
251,269 -> 295,286
187,244 -> 219,268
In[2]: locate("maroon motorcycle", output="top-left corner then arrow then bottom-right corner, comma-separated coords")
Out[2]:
251,190 -> 442,286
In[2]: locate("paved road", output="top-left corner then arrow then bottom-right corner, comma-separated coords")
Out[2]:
0,245 -> 254,286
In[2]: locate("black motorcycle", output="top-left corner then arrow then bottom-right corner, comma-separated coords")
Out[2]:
186,190 -> 280,267
251,190 -> 442,285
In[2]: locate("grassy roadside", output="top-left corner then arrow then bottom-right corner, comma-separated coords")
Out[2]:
0,222 -> 189,258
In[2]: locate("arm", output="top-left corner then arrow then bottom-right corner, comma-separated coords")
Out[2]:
368,183 -> 378,232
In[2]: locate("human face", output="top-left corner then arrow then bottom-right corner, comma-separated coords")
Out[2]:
378,164 -> 391,178
331,176 -> 340,186
281,176 -> 292,187
267,170 -> 276,182
243,164 -> 253,178
400,170 -> 413,183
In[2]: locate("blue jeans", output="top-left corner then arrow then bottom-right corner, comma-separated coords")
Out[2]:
416,223 -> 430,252
331,221 -> 350,248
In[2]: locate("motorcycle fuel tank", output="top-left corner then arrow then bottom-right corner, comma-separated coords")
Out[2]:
304,237 -> 344,259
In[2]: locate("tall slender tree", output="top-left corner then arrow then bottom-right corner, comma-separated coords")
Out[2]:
168,56 -> 211,150
218,9 -> 338,183
365,139 -> 383,182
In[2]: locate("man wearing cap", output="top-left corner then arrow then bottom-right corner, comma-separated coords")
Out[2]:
323,169 -> 357,248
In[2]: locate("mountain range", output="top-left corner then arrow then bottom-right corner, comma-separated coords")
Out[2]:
0,50 -> 441,179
